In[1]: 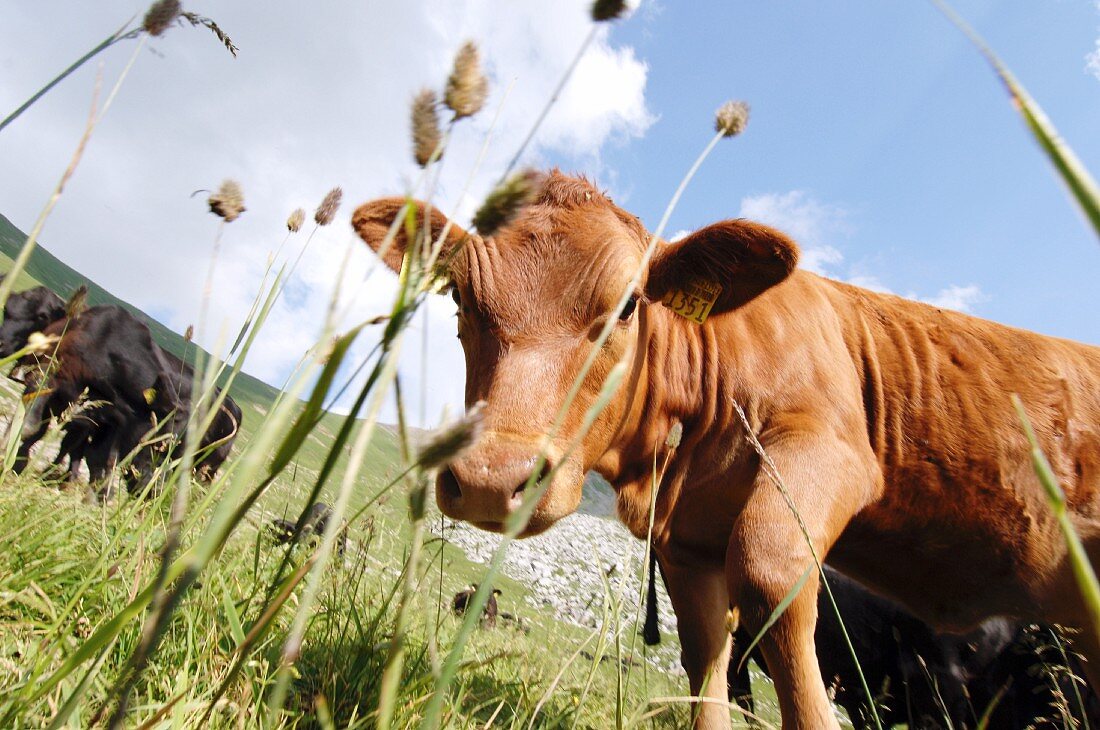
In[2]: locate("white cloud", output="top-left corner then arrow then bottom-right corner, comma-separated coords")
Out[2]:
738,191 -> 848,274
844,272 -> 893,294
918,284 -> 985,313
0,0 -> 653,426
1088,3 -> 1100,81
737,191 -> 985,313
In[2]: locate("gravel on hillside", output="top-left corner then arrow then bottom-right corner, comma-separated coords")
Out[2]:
431,508 -> 684,673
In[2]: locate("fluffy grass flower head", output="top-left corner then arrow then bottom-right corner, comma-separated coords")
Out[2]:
472,169 -> 545,236
65,285 -> 88,319
287,208 -> 305,233
665,421 -> 683,449
416,402 -> 486,472
411,89 -> 442,167
715,100 -> 750,137
208,179 -> 246,222
314,188 -> 342,227
445,41 -> 489,120
143,0 -> 181,36
591,0 -> 628,21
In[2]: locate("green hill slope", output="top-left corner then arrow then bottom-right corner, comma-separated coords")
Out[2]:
0,213 -> 279,407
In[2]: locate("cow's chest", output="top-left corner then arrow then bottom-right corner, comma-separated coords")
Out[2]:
621,455 -> 757,563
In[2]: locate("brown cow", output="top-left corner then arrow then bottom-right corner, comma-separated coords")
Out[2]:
353,172 -> 1100,729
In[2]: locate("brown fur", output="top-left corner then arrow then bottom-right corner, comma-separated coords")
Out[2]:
353,171 -> 1100,729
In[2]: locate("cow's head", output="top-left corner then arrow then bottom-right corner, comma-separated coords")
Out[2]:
354,172 -> 798,536
0,286 -> 65,358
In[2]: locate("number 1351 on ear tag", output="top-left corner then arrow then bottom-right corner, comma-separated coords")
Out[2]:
662,277 -> 722,324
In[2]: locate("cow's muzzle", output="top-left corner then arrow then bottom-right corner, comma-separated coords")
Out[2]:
436,434 -> 571,535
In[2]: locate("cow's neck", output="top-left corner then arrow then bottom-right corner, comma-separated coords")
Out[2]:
596,301 -> 762,546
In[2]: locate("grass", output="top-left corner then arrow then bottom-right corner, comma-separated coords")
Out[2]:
0,479 -> 692,729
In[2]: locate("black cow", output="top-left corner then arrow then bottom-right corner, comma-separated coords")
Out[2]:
452,584 -> 502,628
1,286 -> 110,482
269,502 -> 348,555
968,623 -> 1100,729
17,305 -> 188,493
723,567 -> 1099,728
641,562 -> 1098,727
156,348 -> 242,483
2,287 -> 241,484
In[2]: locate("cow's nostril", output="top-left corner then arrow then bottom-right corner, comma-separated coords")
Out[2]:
439,468 -> 462,502
511,461 -> 553,501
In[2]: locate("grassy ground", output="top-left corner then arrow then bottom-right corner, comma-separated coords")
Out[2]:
0,477 -> 696,728
0,235 -> 783,728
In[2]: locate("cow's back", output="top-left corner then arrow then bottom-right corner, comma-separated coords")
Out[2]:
814,276 -> 1100,625
44,306 -> 164,406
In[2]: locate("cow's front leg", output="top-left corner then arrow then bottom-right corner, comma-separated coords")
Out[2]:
729,434 -> 877,730
662,557 -> 733,729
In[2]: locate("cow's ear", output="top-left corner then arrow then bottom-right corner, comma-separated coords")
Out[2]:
644,219 -> 799,315
352,197 -> 475,276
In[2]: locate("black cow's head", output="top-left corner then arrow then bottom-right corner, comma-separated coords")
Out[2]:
0,286 -> 65,358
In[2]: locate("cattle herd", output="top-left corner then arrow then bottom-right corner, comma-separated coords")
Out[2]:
0,282 -> 241,496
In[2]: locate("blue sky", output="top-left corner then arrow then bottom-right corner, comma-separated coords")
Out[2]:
600,1 -> 1100,343
1,0 -> 1098,425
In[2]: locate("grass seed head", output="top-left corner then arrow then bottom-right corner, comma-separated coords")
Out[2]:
287,208 -> 305,233
143,0 -> 181,36
591,0 -> 628,21
412,88 -> 442,167
26,332 -> 60,354
445,41 -> 489,120
208,179 -> 246,222
416,401 -> 486,472
184,324 -> 194,342
179,11 -> 239,57
665,421 -> 683,449
314,188 -> 342,226
65,285 -> 88,319
472,169 -> 545,236
715,100 -> 750,137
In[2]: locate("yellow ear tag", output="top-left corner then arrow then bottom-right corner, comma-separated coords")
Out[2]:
662,277 -> 722,324
143,388 -> 157,405
22,387 -> 53,404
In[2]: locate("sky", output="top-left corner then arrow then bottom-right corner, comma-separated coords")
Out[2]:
1,1 -> 1098,427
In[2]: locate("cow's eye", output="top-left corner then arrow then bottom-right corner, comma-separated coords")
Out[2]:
619,294 -> 638,322
451,288 -> 461,307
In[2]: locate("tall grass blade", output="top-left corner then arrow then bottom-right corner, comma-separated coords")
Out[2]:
932,0 -> 1100,240
735,564 -> 813,669
1012,395 -> 1100,646
0,18 -> 136,134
